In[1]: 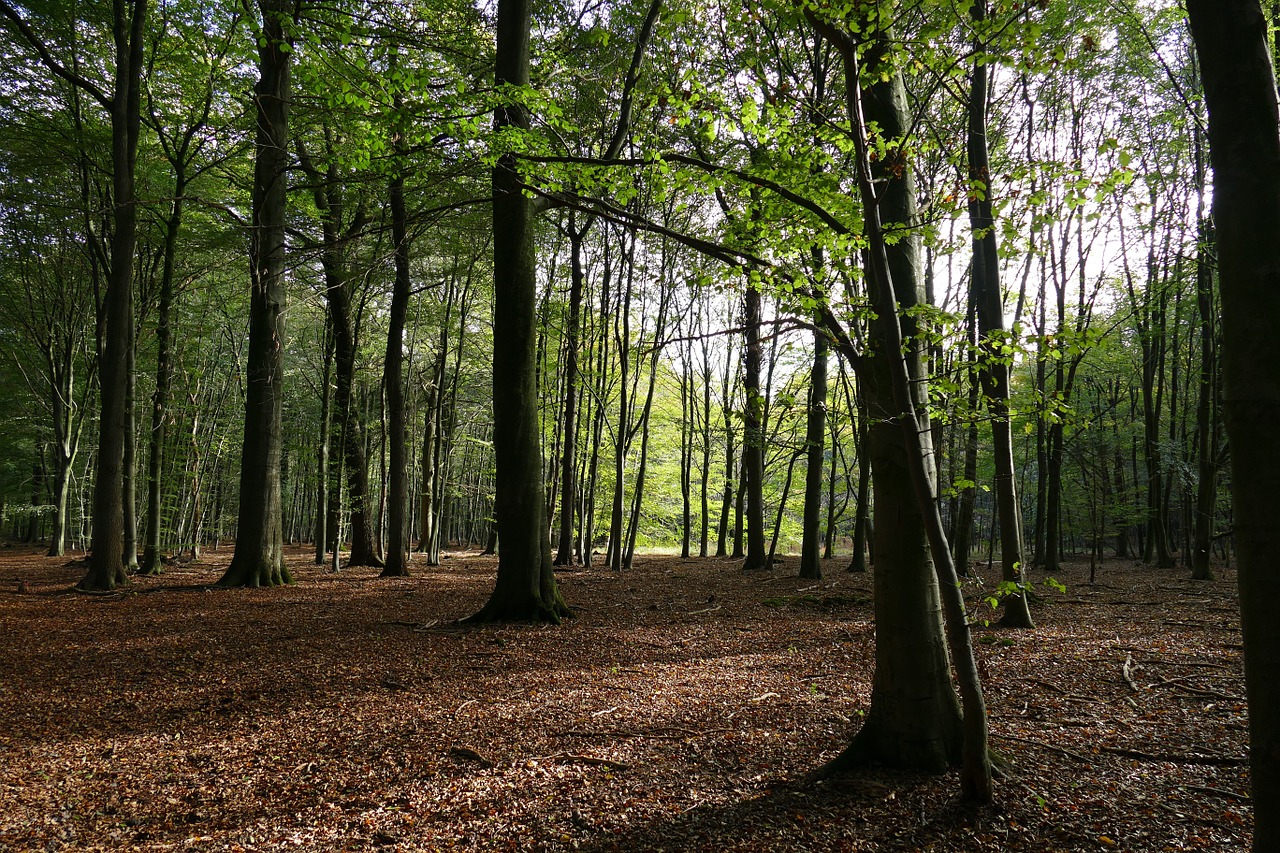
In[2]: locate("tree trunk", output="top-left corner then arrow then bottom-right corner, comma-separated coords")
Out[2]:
1190,143 -> 1217,582
380,160 -> 411,577
79,0 -> 148,591
607,233 -> 633,572
741,283 -> 768,571
799,323 -> 828,579
555,224 -> 586,565
122,305 -> 139,573
466,0 -> 567,623
679,337 -> 694,559
716,336 -> 736,558
218,0 -> 292,588
1186,6 -> 1280,846
140,166 -> 183,575
699,313 -> 713,557
811,13 -> 990,801
968,1 -> 1031,627
847,385 -> 870,574
315,319 -> 333,564
417,358 -> 440,561
623,275 -> 671,570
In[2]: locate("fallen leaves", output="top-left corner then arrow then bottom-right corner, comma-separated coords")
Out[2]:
0,546 -> 1253,851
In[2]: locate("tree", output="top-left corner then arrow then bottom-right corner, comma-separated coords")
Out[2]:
218,0 -> 295,588
0,201 -> 96,558
294,127 -> 383,569
1185,2 -> 1280,847
808,7 -> 991,800
465,0 -> 568,622
138,0 -> 245,575
380,112 -> 412,578
1,0 -> 149,589
798,322 -> 827,579
968,0 -> 1032,627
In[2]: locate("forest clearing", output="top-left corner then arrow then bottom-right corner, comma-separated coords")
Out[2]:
0,546 -> 1249,851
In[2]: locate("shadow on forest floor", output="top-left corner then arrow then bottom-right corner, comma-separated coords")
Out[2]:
0,544 -> 1251,851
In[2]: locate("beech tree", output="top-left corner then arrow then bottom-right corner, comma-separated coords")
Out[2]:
1186,2 -> 1280,847
967,0 -> 1031,628
218,0 -> 295,588
1,0 -> 149,589
465,0 -> 568,622
806,6 -> 990,799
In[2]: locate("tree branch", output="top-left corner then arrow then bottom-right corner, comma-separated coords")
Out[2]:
0,1 -> 113,109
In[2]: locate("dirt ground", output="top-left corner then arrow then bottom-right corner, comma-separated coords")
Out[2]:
0,544 -> 1250,851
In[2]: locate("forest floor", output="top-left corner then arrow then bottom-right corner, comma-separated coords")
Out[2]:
0,544 -> 1249,852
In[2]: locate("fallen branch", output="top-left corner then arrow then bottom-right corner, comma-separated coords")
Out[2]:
560,726 -> 734,741
448,746 -> 495,768
687,604 -> 722,615
990,733 -> 1091,763
1168,683 -> 1243,702
554,754 -> 632,771
1178,784 -> 1250,802
1098,746 -> 1247,766
1014,677 -> 1110,704
1145,660 -> 1235,672
1122,654 -> 1140,692
1162,619 -> 1239,632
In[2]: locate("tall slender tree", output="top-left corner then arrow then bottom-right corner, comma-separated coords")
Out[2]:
968,0 -> 1031,627
809,6 -> 991,802
381,101 -> 411,578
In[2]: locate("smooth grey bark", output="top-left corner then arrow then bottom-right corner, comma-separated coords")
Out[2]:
380,160 -> 411,577
810,12 -> 991,802
951,307 -> 980,575
0,0 -> 148,588
466,0 -> 567,622
607,232 -> 633,572
315,319 -> 332,564
799,324 -> 828,579
296,132 -> 381,569
740,282 -> 767,571
679,334 -> 694,559
1190,131 -> 1217,582
846,383 -> 870,574
968,0 -> 1031,627
623,272 -> 672,571
86,0 -> 146,590
1186,4 -> 1280,847
139,166 -> 181,575
715,334 -> 737,557
554,223 -> 586,565
699,309 -> 713,557
218,0 -> 293,588
122,306 -> 139,572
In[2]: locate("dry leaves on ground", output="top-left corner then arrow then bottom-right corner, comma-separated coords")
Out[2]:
0,545 -> 1250,851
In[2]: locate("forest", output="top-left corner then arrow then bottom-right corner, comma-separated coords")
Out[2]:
1,0 -> 1278,850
